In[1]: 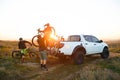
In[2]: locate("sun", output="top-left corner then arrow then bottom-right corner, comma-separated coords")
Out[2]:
50,33 -> 58,40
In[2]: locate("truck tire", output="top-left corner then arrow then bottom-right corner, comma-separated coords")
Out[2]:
101,48 -> 109,59
73,50 -> 85,64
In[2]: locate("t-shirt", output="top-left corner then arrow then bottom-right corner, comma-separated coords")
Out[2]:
44,27 -> 52,34
18,40 -> 31,49
37,37 -> 47,51
44,27 -> 52,39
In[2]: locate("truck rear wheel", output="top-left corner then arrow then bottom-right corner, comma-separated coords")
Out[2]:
73,50 -> 85,64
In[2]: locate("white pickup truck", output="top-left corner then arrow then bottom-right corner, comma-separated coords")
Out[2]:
57,34 -> 109,64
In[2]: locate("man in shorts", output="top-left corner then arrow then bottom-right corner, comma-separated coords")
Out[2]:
37,35 -> 48,71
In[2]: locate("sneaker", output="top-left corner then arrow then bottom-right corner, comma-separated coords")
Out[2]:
40,64 -> 44,70
43,65 -> 48,71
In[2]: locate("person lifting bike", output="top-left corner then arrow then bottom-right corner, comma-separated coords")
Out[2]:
36,23 -> 56,71
32,23 -> 63,56
38,23 -> 56,38
37,23 -> 56,48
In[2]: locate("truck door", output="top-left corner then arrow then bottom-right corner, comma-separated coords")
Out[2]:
83,35 -> 103,54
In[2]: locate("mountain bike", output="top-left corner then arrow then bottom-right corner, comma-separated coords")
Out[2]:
32,28 -> 61,56
32,27 -> 56,47
12,46 -> 39,62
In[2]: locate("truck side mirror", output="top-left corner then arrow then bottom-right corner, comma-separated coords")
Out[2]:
99,40 -> 103,43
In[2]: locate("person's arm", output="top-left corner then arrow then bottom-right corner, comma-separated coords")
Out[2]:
38,29 -> 44,33
24,40 -> 32,46
51,27 -> 56,36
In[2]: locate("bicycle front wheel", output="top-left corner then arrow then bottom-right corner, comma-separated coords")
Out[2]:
12,50 -> 22,59
32,35 -> 39,47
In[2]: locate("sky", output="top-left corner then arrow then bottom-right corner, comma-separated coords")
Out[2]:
0,0 -> 120,41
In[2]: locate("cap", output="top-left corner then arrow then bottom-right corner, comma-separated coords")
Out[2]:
19,37 -> 23,40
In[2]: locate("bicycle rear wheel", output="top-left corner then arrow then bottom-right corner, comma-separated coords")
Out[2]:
12,50 -> 22,59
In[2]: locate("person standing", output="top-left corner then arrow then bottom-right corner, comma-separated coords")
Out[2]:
37,35 -> 48,71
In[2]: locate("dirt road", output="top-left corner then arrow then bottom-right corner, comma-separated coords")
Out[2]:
21,52 -> 120,80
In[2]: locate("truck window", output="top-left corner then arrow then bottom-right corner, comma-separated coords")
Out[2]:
68,35 -> 81,41
91,36 -> 100,42
84,35 -> 99,42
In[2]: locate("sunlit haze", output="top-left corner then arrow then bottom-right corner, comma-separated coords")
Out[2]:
0,0 -> 120,41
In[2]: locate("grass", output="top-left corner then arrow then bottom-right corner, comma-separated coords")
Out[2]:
0,40 -> 120,80
0,41 -> 38,80
0,41 -> 18,58
67,66 -> 120,80
106,40 -> 120,53
99,57 -> 120,74
0,58 -> 36,80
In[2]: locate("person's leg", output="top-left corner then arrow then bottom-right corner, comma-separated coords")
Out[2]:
40,60 -> 44,69
43,60 -> 48,70
20,49 -> 25,63
21,49 -> 27,63
42,50 -> 48,71
40,51 -> 44,69
43,60 -> 47,65
21,55 -> 25,63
